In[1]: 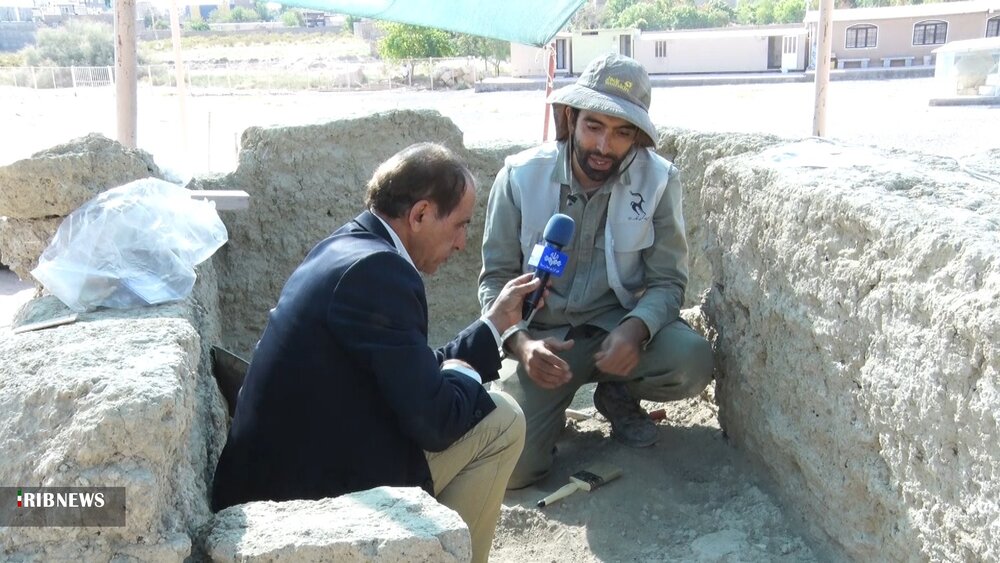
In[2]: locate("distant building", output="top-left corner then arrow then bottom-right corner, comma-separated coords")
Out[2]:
0,0 -> 34,22
805,0 -> 1000,69
638,25 -> 807,74
512,0 -> 999,77
510,25 -> 808,76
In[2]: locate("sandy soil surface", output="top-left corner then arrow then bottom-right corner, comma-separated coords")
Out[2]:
1,78 -> 996,562
491,386 -> 818,562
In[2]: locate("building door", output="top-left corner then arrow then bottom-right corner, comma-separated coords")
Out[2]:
781,36 -> 800,72
555,38 -> 568,71
767,36 -> 782,69
619,34 -> 632,58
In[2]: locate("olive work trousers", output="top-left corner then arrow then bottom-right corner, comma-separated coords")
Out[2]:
496,319 -> 714,489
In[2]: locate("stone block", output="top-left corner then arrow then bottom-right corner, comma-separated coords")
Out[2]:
0,267 -> 228,561
205,487 -> 471,562
0,133 -> 161,219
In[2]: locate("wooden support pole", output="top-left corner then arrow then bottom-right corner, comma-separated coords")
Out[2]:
114,0 -> 137,148
812,0 -> 834,137
542,42 -> 556,142
170,0 -> 190,167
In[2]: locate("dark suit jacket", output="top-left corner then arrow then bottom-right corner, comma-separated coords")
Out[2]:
211,211 -> 501,511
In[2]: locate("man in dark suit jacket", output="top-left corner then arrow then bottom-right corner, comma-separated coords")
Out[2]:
211,143 -> 537,563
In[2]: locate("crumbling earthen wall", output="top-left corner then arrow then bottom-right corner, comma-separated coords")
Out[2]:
693,137 -> 1000,560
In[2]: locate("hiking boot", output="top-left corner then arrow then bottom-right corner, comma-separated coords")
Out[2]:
593,382 -> 657,448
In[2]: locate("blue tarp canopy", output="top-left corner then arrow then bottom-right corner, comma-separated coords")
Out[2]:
276,0 -> 585,47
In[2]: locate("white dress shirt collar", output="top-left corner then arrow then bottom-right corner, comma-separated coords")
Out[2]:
371,211 -> 415,270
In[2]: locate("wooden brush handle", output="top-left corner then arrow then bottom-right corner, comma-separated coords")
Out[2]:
536,482 -> 580,508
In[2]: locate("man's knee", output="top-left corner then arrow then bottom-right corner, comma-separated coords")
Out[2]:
639,328 -> 714,400
674,334 -> 714,396
487,391 -> 526,451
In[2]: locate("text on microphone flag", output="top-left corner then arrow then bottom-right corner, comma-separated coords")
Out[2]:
527,245 -> 568,276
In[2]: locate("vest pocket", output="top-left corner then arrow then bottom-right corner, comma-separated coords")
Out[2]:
608,221 -> 654,252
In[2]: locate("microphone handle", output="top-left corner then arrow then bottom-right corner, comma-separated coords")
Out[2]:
522,270 -> 551,319
522,241 -> 566,321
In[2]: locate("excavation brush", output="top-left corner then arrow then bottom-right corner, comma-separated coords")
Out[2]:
536,463 -> 623,508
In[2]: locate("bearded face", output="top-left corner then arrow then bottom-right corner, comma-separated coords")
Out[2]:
567,109 -> 638,186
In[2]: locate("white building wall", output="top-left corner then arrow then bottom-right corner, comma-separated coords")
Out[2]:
636,34 -> 771,73
572,29 -> 635,72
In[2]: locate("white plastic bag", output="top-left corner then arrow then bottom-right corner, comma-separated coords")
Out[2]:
31,178 -> 229,312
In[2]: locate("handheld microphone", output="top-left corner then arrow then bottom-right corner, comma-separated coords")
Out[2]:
523,213 -> 575,320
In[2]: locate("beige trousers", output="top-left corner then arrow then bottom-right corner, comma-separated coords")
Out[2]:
425,390 -> 525,563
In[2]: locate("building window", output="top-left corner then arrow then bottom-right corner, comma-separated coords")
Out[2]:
913,20 -> 948,46
988,16 -> 1000,38
655,41 -> 667,58
845,24 -> 877,49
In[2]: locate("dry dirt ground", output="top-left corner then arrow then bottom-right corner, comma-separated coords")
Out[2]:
2,78 -> 998,562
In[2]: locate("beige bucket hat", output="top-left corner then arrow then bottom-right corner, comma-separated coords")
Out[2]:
549,53 -> 657,148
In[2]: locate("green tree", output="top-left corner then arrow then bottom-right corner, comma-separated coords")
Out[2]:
228,7 -> 260,23
701,0 -> 737,26
452,33 -> 510,76
614,1 -> 671,30
773,0 -> 806,23
281,10 -> 303,27
254,0 -> 273,22
378,23 -> 455,60
737,0 -> 776,25
605,0 -> 641,16
601,0 -> 644,27
568,0 -> 607,30
23,21 -> 115,66
666,4 -> 706,29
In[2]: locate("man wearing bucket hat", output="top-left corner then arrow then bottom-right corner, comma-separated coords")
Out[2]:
478,53 -> 714,488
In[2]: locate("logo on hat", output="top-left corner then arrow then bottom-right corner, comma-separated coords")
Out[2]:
604,76 -> 634,95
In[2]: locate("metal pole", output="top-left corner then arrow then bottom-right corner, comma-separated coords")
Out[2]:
542,42 -> 556,142
812,0 -> 834,137
114,0 -> 138,148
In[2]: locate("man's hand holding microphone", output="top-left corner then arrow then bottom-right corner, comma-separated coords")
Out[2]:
502,214 -> 578,390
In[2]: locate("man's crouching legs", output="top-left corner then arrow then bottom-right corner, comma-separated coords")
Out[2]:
425,391 -> 525,563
